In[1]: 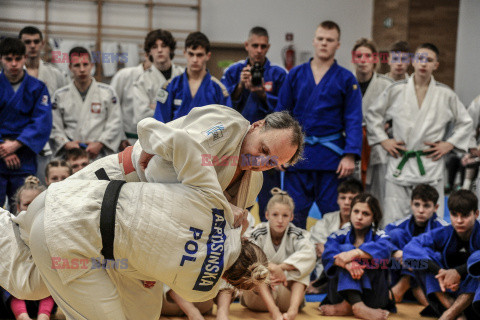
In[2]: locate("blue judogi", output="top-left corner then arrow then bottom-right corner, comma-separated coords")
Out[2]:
275,60 -> 362,228
153,71 -> 232,123
467,249 -> 480,315
385,213 -> 449,287
321,226 -> 394,311
221,58 -> 287,123
221,58 -> 287,220
0,72 -> 52,208
404,222 -> 480,317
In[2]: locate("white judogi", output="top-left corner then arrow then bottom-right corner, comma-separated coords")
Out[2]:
4,122 -> 242,320
362,73 -> 393,206
309,211 -> 350,276
50,78 -> 123,157
71,105 -> 263,210
110,64 -> 145,145
366,75 -> 474,226
132,63 -> 184,125
467,95 -> 480,205
37,60 -> 69,96
35,60 -> 70,184
242,222 -> 315,312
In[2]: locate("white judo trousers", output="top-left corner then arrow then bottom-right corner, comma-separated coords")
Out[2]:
5,121 -> 242,320
366,75 -> 474,227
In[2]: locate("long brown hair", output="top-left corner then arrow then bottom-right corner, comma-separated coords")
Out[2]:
350,193 -> 382,234
223,239 -> 269,291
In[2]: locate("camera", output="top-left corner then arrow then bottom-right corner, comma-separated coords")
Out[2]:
250,62 -> 264,87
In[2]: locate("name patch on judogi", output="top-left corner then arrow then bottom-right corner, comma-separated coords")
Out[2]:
193,208 -> 226,291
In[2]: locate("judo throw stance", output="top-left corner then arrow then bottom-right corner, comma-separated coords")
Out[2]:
0,121 -> 270,320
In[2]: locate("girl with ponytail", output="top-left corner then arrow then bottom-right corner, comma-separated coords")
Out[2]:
240,188 -> 316,320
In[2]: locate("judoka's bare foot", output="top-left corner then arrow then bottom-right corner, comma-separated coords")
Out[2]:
411,286 -> 429,306
352,302 -> 389,320
282,307 -> 298,320
306,282 -> 320,294
215,315 -> 231,320
16,313 -> 32,320
37,314 -> 50,320
318,300 -> 352,316
391,276 -> 410,303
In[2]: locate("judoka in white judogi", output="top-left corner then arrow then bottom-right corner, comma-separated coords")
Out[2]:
1,121 -> 254,320
132,63 -> 184,125
110,64 -> 146,145
366,75 -> 474,226
71,105 -> 264,210
50,78 -> 123,158
362,73 -> 393,206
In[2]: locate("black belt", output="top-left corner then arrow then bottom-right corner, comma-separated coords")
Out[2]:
99,177 -> 126,260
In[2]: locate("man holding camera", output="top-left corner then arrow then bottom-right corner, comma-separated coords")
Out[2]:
221,26 -> 287,219
221,27 -> 287,124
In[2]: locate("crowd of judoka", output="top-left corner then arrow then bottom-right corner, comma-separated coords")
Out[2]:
2,17 -> 480,320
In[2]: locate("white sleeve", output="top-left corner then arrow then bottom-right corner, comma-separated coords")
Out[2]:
98,88 -> 123,153
132,76 -> 154,124
366,87 -> 392,145
283,232 -> 316,282
309,218 -> 330,244
445,94 -> 475,152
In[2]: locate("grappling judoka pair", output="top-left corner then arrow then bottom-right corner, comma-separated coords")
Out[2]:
0,106 -> 301,320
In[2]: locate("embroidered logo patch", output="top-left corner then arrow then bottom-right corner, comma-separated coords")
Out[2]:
112,96 -> 117,104
91,102 -> 102,113
353,84 -> 358,90
41,95 -> 49,106
264,81 -> 273,92
174,99 -> 182,106
156,89 -> 168,104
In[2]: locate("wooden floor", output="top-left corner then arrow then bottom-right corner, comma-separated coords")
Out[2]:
159,302 -> 435,320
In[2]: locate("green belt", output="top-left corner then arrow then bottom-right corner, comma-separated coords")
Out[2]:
393,150 -> 430,177
125,132 -> 138,139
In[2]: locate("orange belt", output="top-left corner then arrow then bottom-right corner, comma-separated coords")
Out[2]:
361,126 -> 370,186
118,146 -> 136,177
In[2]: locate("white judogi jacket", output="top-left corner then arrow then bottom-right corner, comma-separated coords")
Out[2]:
366,75 -> 474,185
50,78 -> 123,157
310,211 -> 350,245
43,122 -> 242,302
467,94 -> 480,144
71,105 -> 263,210
37,60 -> 69,96
132,63 -> 184,124
247,222 -> 315,286
110,64 -> 145,143
362,73 -> 394,166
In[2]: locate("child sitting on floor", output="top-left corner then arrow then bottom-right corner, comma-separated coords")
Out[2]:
241,188 -> 316,320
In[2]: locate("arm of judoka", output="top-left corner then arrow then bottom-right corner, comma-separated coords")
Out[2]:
132,80 -> 152,125
342,78 -> 362,158
257,282 -> 284,320
334,248 -> 372,268
97,91 -> 123,153
438,293 -> 474,320
366,88 -> 391,145
284,235 -> 316,276
16,85 -> 52,154
445,95 -> 475,153
137,120 -> 223,192
167,290 -> 205,320
51,94 -> 71,155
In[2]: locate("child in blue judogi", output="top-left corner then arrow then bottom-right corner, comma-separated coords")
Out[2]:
404,190 -> 480,319
319,193 -> 394,320
385,184 -> 448,305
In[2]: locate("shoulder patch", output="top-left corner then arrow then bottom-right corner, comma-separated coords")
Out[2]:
435,218 -> 450,226
211,76 -> 230,98
40,94 -> 49,106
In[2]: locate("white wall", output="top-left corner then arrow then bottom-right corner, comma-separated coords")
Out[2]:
201,0 -> 374,70
455,0 -> 480,105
